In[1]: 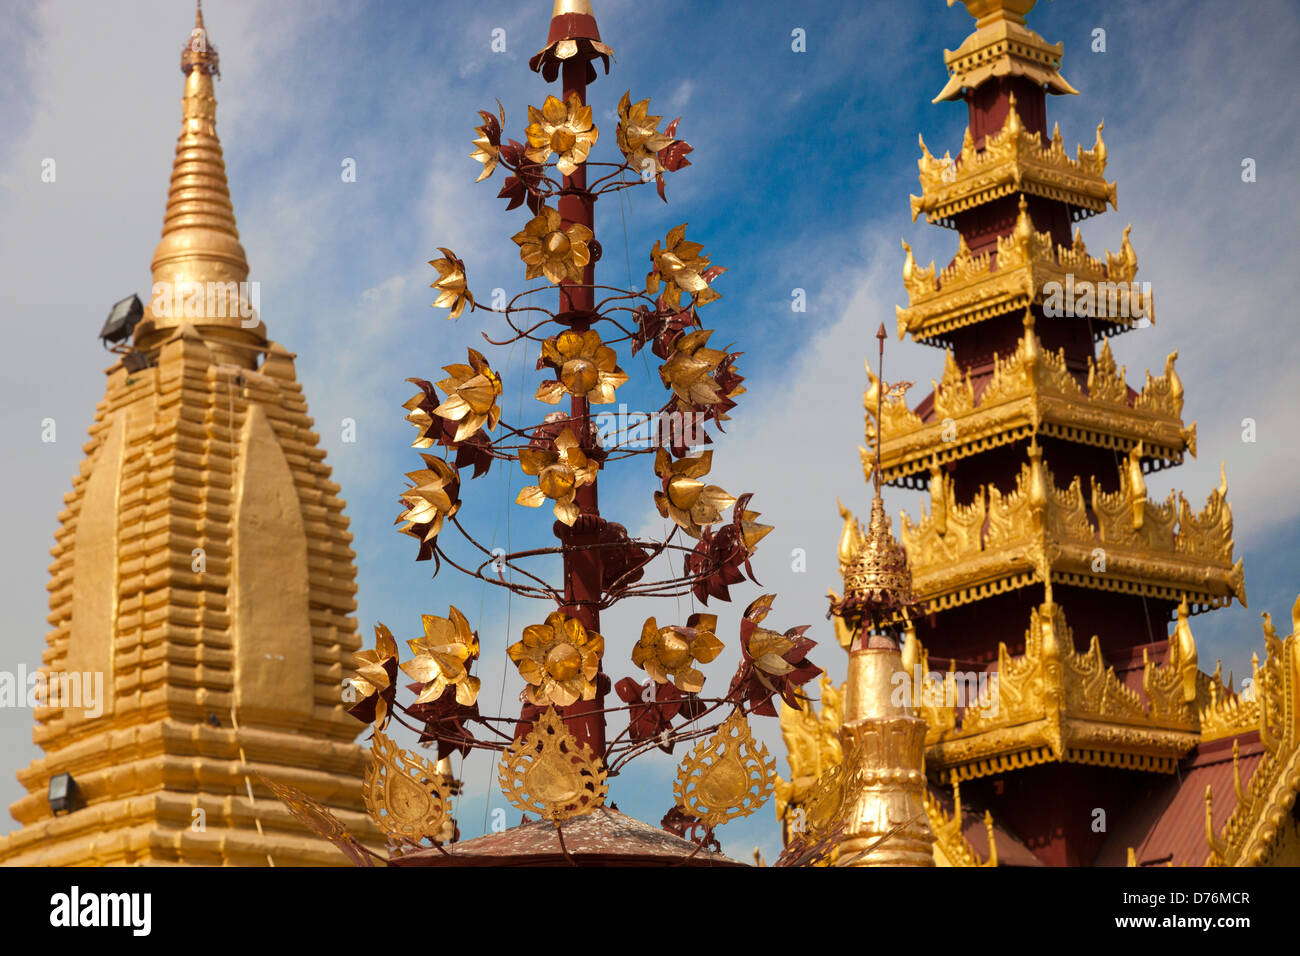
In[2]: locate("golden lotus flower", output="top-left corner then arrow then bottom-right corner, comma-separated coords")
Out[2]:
633,614 -> 724,693
400,605 -> 481,707
435,348 -> 502,441
396,454 -> 461,543
470,101 -> 505,183
516,427 -> 598,526
525,92 -> 599,177
660,328 -> 727,408
536,329 -> 628,405
653,448 -> 736,538
428,248 -> 474,319
402,382 -> 437,449
616,91 -> 674,177
647,224 -> 721,310
347,623 -> 399,729
512,205 -> 595,285
507,610 -> 604,707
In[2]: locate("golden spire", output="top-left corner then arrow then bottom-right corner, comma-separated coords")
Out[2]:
136,2 -> 264,361
834,324 -> 916,637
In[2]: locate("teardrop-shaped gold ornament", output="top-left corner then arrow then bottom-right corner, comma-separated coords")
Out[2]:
673,709 -> 775,829
362,731 -> 452,843
498,707 -> 608,823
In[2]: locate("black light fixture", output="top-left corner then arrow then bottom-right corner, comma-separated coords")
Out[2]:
122,350 -> 152,373
47,773 -> 79,815
99,293 -> 144,346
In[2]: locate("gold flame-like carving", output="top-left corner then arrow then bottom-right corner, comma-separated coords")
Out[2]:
497,707 -> 608,823
674,709 -> 775,829
363,731 -> 453,844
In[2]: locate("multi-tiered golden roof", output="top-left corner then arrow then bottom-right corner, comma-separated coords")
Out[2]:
780,0 -> 1300,867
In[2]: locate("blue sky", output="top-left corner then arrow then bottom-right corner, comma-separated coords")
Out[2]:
1,0 -> 1298,863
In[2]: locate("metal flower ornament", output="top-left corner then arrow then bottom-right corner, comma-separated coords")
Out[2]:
310,1 -> 821,862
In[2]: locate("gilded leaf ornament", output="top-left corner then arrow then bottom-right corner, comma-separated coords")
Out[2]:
673,708 -> 776,830
362,731 -> 454,844
497,706 -> 609,823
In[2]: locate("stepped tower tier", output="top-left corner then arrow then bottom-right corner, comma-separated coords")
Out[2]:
0,4 -> 382,866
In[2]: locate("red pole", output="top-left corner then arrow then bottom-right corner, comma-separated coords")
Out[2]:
553,54 -> 605,753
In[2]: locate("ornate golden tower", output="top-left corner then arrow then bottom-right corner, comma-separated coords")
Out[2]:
773,329 -> 936,867
0,5 -> 382,866
780,0 -> 1300,868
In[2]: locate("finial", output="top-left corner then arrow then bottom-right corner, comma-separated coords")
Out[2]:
1027,436 -> 1048,512
983,810 -> 998,867
1204,785 -> 1227,859
183,0 -> 219,76
873,323 -> 887,496
1005,92 -> 1022,135
831,324 -> 917,638
948,0 -> 1039,28
929,457 -> 948,536
1127,442 -> 1147,531
1174,599 -> 1198,702
1014,194 -> 1033,244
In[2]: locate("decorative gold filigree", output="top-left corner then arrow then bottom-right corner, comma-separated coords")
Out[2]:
897,196 -> 1149,342
897,442 -> 1243,615
912,93 -> 1112,225
674,709 -> 775,829
922,780 -> 998,867
837,495 -> 915,613
929,600 -> 1205,778
497,706 -> 608,823
873,313 -> 1187,485
1208,603 -> 1300,866
362,731 -> 453,844
775,676 -> 844,823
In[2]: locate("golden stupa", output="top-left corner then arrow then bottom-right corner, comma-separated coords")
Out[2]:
0,4 -> 382,866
